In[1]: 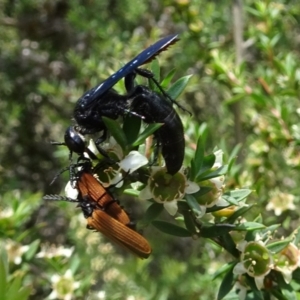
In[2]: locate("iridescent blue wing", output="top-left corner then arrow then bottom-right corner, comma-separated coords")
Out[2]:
81,34 -> 179,106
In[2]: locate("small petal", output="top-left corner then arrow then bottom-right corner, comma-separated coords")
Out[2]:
185,181 -> 200,194
210,176 -> 225,189
65,182 -> 79,199
214,150 -> 223,168
110,172 -> 123,188
14,257 -> 22,265
139,186 -> 152,200
51,274 -> 60,284
48,290 -> 58,300
88,139 -> 100,156
106,137 -> 123,159
215,197 -> 228,207
163,201 -> 178,216
236,240 -> 248,252
281,270 -> 293,284
235,282 -> 247,300
195,205 -> 207,218
254,275 -> 265,290
233,262 -> 247,275
119,151 -> 148,173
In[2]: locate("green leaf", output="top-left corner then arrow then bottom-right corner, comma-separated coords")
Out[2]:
219,234 -> 240,258
227,144 -> 242,172
123,115 -> 142,145
200,153 -> 216,172
200,223 -> 236,238
261,224 -> 281,236
292,268 -> 300,282
161,69 -> 176,89
267,239 -> 292,254
246,277 -> 264,299
213,262 -> 236,280
224,93 -> 246,105
226,205 -> 255,224
102,117 -> 128,152
70,254 -> 81,274
123,188 -> 140,197
14,286 -> 31,300
150,59 -> 160,83
270,289 -> 291,300
0,254 -> 7,299
152,221 -> 192,237
194,186 -> 212,197
190,135 -> 205,181
221,195 -> 239,206
196,165 -> 228,182
140,203 -> 164,227
223,189 -> 252,202
167,75 -> 192,100
131,123 -> 163,147
217,263 -> 235,300
25,239 -> 40,261
292,225 -> 300,245
235,222 -> 265,231
185,194 -> 204,219
6,276 -> 22,300
273,272 -> 294,300
250,92 -> 267,105
220,189 -> 252,207
182,210 -> 197,234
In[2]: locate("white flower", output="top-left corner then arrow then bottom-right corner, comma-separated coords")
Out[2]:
195,150 -> 226,214
5,240 -> 29,265
88,137 -> 123,160
235,282 -> 248,300
87,136 -> 149,188
98,150 -> 148,188
118,151 -> 148,173
49,270 -> 80,300
36,244 -> 74,259
139,167 -> 200,216
233,241 -> 273,290
273,243 -> 300,283
266,190 -> 296,216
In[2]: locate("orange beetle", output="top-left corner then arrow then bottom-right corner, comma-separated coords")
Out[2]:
77,171 -> 131,226
45,166 -> 151,259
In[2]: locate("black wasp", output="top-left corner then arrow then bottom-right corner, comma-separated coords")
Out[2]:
57,34 -> 186,174
129,85 -> 185,175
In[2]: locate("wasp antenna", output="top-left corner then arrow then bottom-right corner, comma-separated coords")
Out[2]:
50,166 -> 70,186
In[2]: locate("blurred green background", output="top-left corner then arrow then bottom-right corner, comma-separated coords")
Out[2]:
1,0 -> 300,299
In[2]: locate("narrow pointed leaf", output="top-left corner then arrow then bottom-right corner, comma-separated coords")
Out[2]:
102,117 -> 127,152
235,222 -> 265,231
190,135 -> 205,181
267,239 -> 292,254
0,255 -> 7,299
200,223 -> 236,238
226,205 -> 255,223
140,203 -> 164,227
217,264 -> 235,300
167,75 -> 192,100
152,220 -> 192,237
25,239 -> 40,260
182,210 -> 197,234
161,69 -> 176,88
185,194 -> 204,219
131,123 -> 163,147
123,115 -> 142,145
213,262 -> 236,280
